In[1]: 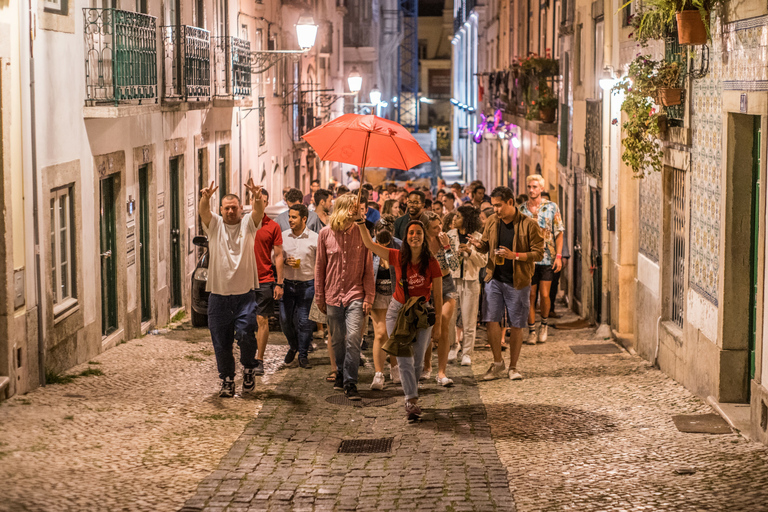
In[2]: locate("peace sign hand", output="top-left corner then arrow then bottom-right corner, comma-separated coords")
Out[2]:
201,181 -> 218,201
245,178 -> 262,202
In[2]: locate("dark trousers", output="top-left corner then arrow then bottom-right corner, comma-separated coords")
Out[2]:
279,279 -> 315,359
549,270 -> 561,311
208,291 -> 259,380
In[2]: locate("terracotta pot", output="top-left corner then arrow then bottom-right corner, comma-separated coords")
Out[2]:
658,87 -> 683,107
538,106 -> 556,123
676,11 -> 707,45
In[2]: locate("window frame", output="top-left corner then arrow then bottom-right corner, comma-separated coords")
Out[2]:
44,0 -> 68,15
51,185 -> 78,316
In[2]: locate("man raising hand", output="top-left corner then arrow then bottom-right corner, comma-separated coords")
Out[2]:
199,178 -> 264,398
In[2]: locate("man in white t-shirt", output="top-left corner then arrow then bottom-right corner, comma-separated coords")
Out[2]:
200,179 -> 264,398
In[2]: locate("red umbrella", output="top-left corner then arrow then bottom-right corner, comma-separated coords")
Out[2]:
301,114 -> 431,203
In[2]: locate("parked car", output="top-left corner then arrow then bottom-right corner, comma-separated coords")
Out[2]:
191,236 -> 210,327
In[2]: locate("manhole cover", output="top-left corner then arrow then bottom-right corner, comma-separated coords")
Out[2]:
325,394 -> 398,408
569,343 -> 622,354
338,438 -> 393,454
672,413 -> 732,434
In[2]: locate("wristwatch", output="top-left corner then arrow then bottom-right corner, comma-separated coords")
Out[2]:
275,283 -> 284,288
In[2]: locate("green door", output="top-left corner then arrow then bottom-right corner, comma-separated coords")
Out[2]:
169,158 -> 183,308
100,176 -> 118,336
139,165 -> 151,322
750,118 -> 761,381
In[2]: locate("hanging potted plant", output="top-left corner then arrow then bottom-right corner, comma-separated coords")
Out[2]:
623,0 -> 722,45
536,94 -> 558,123
611,55 -> 665,178
655,60 -> 683,106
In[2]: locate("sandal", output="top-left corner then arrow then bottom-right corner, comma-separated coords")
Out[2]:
325,371 -> 337,382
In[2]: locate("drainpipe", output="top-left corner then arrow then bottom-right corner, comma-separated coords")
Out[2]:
21,1 -> 46,383
595,0 -> 614,338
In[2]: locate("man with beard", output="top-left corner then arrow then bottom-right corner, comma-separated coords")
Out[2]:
393,190 -> 426,240
314,188 -> 332,228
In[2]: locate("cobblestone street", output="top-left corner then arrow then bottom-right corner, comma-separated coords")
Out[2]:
3,312 -> 768,512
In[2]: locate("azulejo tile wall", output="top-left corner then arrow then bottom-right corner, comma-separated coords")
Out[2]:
639,172 -> 661,263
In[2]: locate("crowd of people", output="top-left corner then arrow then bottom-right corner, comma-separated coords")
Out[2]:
198,171 -> 565,422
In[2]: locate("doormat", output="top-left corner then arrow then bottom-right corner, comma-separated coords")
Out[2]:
569,343 -> 623,354
554,319 -> 593,330
671,414 -> 732,434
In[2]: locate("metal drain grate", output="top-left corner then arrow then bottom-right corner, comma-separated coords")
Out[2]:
569,343 -> 623,354
325,394 -> 398,408
338,437 -> 393,454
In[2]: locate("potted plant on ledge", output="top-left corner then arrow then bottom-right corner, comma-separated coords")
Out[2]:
655,60 -> 683,106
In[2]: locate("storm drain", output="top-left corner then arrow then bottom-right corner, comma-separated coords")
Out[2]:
325,393 -> 398,408
338,437 -> 393,454
569,343 -> 623,355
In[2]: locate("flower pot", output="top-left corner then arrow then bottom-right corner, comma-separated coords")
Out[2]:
658,87 -> 683,107
676,11 -> 707,45
538,106 -> 556,123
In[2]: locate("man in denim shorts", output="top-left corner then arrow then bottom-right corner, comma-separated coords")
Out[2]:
470,186 -> 544,381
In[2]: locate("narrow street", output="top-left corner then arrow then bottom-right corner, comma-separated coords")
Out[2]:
2,312 -> 768,512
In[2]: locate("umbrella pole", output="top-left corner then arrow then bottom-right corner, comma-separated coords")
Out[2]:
356,131 -> 372,211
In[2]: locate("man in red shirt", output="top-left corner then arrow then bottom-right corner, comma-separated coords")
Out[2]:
253,189 -> 284,375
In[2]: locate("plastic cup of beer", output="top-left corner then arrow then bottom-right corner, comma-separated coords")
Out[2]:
494,250 -> 505,266
293,257 -> 301,269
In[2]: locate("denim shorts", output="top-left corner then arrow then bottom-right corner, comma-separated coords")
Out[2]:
481,279 -> 531,328
442,273 -> 459,300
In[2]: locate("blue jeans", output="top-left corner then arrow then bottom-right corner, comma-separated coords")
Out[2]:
279,279 -> 315,359
327,300 -> 365,386
208,291 -> 259,380
386,299 -> 433,400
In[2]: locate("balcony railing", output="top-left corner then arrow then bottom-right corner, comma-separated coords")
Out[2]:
162,25 -> 211,100
84,8 -> 158,106
213,36 -> 252,98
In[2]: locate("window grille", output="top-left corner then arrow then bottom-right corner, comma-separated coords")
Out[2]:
671,167 -> 686,327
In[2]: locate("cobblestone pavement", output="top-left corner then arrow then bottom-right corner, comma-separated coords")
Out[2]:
180,341 -> 514,511
0,321 -> 289,512
473,310 -> 768,511
4,309 -> 768,512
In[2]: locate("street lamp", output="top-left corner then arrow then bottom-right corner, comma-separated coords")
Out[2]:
369,85 -> 382,105
347,67 -> 363,93
251,14 -> 318,74
296,14 -> 318,50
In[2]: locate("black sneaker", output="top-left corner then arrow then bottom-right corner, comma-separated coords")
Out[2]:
242,368 -> 256,392
284,349 -> 297,365
253,359 -> 264,376
344,383 -> 362,401
333,373 -> 344,390
299,356 -> 311,368
219,378 -> 235,398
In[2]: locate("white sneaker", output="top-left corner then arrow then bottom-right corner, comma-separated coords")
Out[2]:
524,330 -> 538,345
482,361 -> 507,381
390,365 -> 401,384
538,325 -> 548,343
460,354 -> 472,366
419,369 -> 432,381
448,345 -> 460,363
370,372 -> 385,390
508,369 -> 523,381
436,375 -> 454,387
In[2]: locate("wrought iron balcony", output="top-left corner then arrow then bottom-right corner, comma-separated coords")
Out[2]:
213,36 -> 252,98
84,8 -> 158,106
162,25 -> 211,101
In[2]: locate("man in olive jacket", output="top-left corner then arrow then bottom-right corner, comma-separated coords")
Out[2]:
469,186 -> 544,381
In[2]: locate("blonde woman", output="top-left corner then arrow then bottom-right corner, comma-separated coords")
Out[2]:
315,194 -> 375,401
